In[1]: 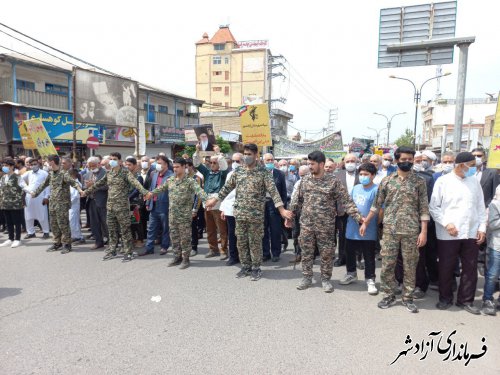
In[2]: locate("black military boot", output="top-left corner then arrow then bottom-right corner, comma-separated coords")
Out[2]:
168,256 -> 183,267
47,243 -> 62,252
60,244 -> 72,254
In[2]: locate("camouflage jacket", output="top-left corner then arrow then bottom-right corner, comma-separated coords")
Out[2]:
0,174 -> 25,210
151,175 -> 208,222
290,173 -> 362,229
86,168 -> 148,211
217,165 -> 284,222
371,170 -> 430,235
33,169 -> 80,209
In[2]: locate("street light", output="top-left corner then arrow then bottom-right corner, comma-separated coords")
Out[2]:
373,112 -> 406,146
389,72 -> 451,148
367,127 -> 386,146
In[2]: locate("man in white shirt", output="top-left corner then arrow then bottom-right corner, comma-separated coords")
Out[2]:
429,152 -> 487,315
22,158 -> 50,239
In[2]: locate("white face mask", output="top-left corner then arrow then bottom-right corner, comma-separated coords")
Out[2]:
141,161 -> 149,169
43,164 -> 50,171
232,162 -> 241,170
413,163 -> 424,172
279,166 -> 288,173
475,157 -> 483,167
442,164 -> 454,174
345,162 -> 356,172
155,164 -> 162,172
382,160 -> 391,168
92,168 -> 99,173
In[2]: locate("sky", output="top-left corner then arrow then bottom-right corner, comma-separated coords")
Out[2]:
0,0 -> 499,145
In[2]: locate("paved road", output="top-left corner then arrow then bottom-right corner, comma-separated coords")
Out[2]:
0,230 -> 498,374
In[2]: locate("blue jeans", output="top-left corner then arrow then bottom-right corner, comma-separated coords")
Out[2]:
145,205 -> 170,252
262,200 -> 282,258
484,248 -> 500,301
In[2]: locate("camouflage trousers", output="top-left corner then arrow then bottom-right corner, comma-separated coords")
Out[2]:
235,219 -> 264,269
299,226 -> 335,280
49,206 -> 71,246
380,232 -> 419,301
107,208 -> 133,255
169,219 -> 191,260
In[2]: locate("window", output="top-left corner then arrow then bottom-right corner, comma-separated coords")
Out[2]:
212,56 -> 221,65
212,71 -> 222,76
224,71 -> 229,80
158,105 -> 168,113
175,109 -> 184,128
224,56 -> 229,64
213,87 -> 222,92
16,79 -> 35,91
214,44 -> 225,51
225,102 -> 229,108
224,86 -> 229,96
143,103 -> 156,122
45,83 -> 68,95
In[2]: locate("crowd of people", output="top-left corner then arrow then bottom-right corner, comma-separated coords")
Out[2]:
1,144 -> 499,316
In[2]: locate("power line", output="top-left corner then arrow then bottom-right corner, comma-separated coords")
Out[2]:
0,44 -> 64,70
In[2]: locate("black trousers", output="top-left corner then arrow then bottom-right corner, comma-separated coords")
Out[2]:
437,239 -> 479,305
191,213 -> 198,248
0,209 -> 5,228
4,209 -> 23,241
197,206 -> 205,236
226,215 -> 239,261
335,214 -> 348,262
346,239 -> 376,280
88,199 -> 108,246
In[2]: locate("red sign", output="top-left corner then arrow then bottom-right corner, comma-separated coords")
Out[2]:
86,136 -> 100,149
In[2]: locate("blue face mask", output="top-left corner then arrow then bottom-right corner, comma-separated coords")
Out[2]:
359,176 -> 371,186
1,166 -> 9,174
265,163 -> 274,170
465,165 -> 477,178
109,160 -> 119,169
289,165 -> 296,172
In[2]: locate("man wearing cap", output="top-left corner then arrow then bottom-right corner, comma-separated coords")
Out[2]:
429,152 -> 487,315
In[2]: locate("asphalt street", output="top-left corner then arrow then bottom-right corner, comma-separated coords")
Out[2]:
0,229 -> 499,374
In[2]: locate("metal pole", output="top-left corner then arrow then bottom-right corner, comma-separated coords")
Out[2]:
441,125 -> 447,155
452,43 -> 471,152
387,121 -> 390,146
413,90 -> 420,148
72,68 -> 77,160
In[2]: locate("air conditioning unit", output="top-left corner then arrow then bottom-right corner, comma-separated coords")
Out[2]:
187,104 -> 199,115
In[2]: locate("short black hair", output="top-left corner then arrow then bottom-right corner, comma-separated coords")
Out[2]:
471,147 -> 485,155
157,155 -> 170,165
308,150 -> 326,164
185,158 -> 194,167
47,155 -> 60,165
358,162 -> 377,176
243,143 -> 258,154
110,152 -> 121,160
394,147 -> 415,160
126,157 -> 137,165
68,168 -> 79,178
3,159 -> 15,167
173,157 -> 186,166
326,158 -> 334,163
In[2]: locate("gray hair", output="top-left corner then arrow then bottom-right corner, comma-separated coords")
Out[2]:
87,156 -> 100,164
442,151 -> 455,159
369,154 -> 382,162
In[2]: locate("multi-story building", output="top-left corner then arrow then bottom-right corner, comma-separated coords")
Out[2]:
195,25 -> 291,138
0,53 -> 202,158
421,97 -> 497,151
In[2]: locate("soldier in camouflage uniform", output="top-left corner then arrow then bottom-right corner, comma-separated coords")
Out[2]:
32,155 -> 83,254
361,147 -> 429,313
84,152 -> 149,261
206,143 -> 293,281
147,157 -> 208,269
287,151 -> 363,293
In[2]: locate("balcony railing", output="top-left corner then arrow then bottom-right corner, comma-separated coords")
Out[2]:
138,109 -> 198,129
0,81 -> 68,110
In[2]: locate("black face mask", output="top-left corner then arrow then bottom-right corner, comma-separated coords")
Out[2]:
397,161 -> 413,172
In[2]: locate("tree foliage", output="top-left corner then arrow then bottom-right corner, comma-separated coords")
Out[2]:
393,129 -> 415,148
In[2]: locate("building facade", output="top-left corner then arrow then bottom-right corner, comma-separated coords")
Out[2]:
0,53 -> 202,159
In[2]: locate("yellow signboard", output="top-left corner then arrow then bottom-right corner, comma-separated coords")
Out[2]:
487,92 -> 500,168
239,104 -> 272,147
18,121 -> 36,150
24,118 -> 58,156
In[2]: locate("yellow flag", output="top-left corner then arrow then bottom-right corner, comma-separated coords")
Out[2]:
487,92 -> 500,168
25,118 -> 58,157
18,121 -> 36,149
240,104 -> 272,147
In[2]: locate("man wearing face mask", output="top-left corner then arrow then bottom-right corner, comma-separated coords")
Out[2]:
83,156 -> 108,250
83,152 -> 149,261
31,155 -> 84,254
21,158 -> 50,240
220,153 -> 243,265
139,156 -> 152,239
206,144 -> 293,281
278,159 -> 298,252
433,151 -> 456,181
429,152 -> 487,314
262,153 -> 287,262
361,147 -> 429,313
139,155 -> 173,257
333,153 -> 360,267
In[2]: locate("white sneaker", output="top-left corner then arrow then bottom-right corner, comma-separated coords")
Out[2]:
340,273 -> 358,285
0,239 -> 13,247
11,240 -> 21,248
367,279 -> 378,295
